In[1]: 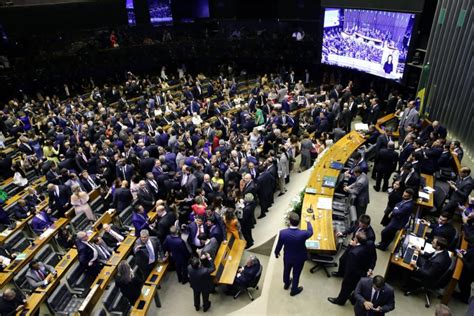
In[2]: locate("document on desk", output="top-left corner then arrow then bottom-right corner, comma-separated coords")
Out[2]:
15,253 -> 27,260
0,256 -> 11,266
424,186 -> 435,193
407,235 -> 425,249
354,123 -> 369,131
423,243 -> 435,254
418,191 -> 430,201
40,228 -> 56,239
317,197 -> 332,210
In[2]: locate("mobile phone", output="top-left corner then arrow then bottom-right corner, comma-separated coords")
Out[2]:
412,254 -> 418,262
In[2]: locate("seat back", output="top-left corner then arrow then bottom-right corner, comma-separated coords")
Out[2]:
66,262 -> 93,294
6,231 -> 30,252
48,284 -> 74,313
13,264 -> 33,293
434,256 -> 456,289
248,264 -> 263,289
119,206 -> 133,227
71,213 -> 90,232
103,282 -> 131,315
36,244 -> 62,266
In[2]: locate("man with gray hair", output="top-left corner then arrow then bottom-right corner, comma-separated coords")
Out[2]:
226,255 -> 261,295
373,140 -> 399,192
134,229 -> 165,277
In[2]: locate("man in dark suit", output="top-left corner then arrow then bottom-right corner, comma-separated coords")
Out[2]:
145,172 -> 160,200
137,180 -> 155,212
333,215 -> 375,277
80,170 -> 99,193
206,216 -> 225,245
46,166 -> 62,185
163,226 -> 191,284
76,231 -> 101,277
134,229 -> 164,277
227,255 -> 261,294
154,204 -> 176,242
31,209 -> 55,235
241,193 -> 257,248
376,189 -> 415,251
328,232 -> 375,305
101,223 -> 126,249
373,142 -> 399,192
13,199 -> 33,220
398,163 -> 421,194
74,147 -> 89,172
256,168 -> 276,219
132,205 -> 154,237
420,212 -> 456,245
443,167 -> 473,214
367,98 -> 381,125
116,160 -> 134,182
113,180 -> 133,212
179,165 -> 198,197
0,288 -> 27,315
242,173 -> 257,197
187,216 -> 208,254
405,236 -> 451,292
354,276 -> 395,316
139,152 -> 155,177
47,183 -> 71,217
274,212 -> 312,296
188,254 -> 215,312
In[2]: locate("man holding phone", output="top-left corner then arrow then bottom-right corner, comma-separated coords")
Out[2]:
443,167 -> 473,215
353,275 -> 395,316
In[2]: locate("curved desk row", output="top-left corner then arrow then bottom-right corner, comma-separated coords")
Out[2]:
300,130 -> 366,252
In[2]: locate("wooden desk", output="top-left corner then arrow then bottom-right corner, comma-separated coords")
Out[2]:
130,285 -> 159,316
4,176 -> 46,207
0,217 -> 68,287
93,209 -> 116,230
305,131 -> 366,196
300,131 -> 365,253
387,230 -> 415,273
375,114 -> 400,138
145,261 -> 169,286
416,174 -> 434,209
211,236 -> 246,285
301,194 -> 336,252
106,234 -> 136,266
217,239 -> 246,285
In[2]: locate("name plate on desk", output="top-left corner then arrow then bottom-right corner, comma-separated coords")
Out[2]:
40,228 -> 55,239
305,240 -> 320,250
305,187 -> 317,194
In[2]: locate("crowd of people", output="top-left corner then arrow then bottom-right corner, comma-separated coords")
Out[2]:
0,62 -> 472,314
323,28 -> 384,64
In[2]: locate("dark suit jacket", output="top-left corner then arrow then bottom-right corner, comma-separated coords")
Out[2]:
208,224 -> 225,244
187,222 -> 209,248
113,187 -> 133,212
354,277 -> 395,316
428,223 -> 456,244
387,199 -> 414,230
188,260 -> 215,293
343,224 -> 376,242
31,212 -> 54,234
414,250 -> 451,282
76,240 -> 96,267
155,212 -> 177,242
375,148 -> 398,173
163,235 -> 190,265
243,180 -> 257,197
137,188 -> 155,211
134,237 -> 163,266
236,260 -> 261,287
452,175 -> 473,203
345,244 -> 372,277
139,158 -> 155,176
132,212 -> 151,237
275,223 -> 313,263
102,226 -> 127,248
48,185 -> 71,213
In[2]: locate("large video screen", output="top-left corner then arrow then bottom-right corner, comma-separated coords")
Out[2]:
322,8 -> 415,81
148,0 -> 173,25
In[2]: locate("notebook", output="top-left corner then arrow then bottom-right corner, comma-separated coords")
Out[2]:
322,176 -> 337,188
330,161 -> 344,170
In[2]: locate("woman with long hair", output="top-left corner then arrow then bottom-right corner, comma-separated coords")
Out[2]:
115,260 -> 144,305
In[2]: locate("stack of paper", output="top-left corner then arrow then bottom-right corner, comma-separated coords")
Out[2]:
354,123 -> 369,131
317,197 -> 332,210
418,191 -> 430,201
